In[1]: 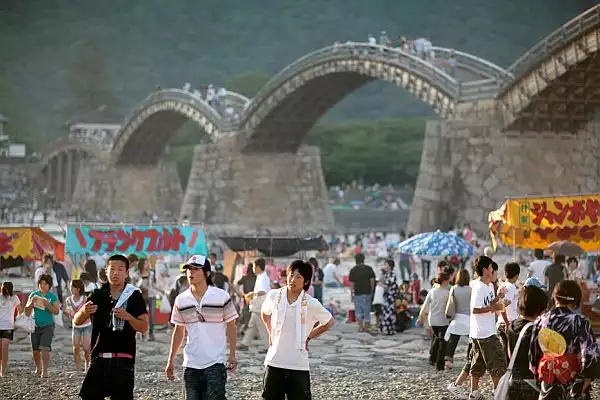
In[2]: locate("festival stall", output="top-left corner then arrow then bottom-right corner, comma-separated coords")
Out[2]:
0,226 -> 65,269
488,193 -> 600,333
66,224 -> 208,325
488,193 -> 600,252
219,235 -> 329,283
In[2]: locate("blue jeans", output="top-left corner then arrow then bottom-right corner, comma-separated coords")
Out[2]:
354,294 -> 372,322
324,282 -> 341,288
183,364 -> 227,400
313,284 -> 323,303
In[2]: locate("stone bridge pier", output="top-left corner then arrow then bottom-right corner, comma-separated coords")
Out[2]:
407,100 -> 600,235
180,139 -> 334,234
71,156 -> 183,219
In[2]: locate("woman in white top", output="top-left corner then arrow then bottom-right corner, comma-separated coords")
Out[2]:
0,281 -> 21,377
63,280 -> 91,371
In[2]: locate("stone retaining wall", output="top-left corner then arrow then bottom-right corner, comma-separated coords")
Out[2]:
408,100 -> 600,235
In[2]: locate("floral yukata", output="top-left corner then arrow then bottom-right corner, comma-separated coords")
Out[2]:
379,270 -> 399,335
530,307 -> 600,400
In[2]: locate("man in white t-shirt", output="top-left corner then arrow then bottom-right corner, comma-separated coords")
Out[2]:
468,255 -> 507,400
496,262 -> 520,362
261,260 -> 334,400
34,258 -> 58,291
528,248 -> 551,282
323,258 -> 344,288
165,254 -> 238,400
239,258 -> 271,351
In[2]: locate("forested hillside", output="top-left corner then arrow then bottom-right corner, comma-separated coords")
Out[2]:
0,0 -> 596,185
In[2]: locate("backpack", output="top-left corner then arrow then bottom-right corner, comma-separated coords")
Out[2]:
168,275 -> 189,307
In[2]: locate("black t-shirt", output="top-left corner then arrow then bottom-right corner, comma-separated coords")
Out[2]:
507,318 -> 534,379
545,263 -> 565,296
313,268 -> 324,286
213,272 -> 229,290
88,284 -> 147,361
349,264 -> 375,296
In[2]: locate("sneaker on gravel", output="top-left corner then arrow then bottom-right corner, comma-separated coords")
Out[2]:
446,383 -> 468,400
468,390 -> 485,400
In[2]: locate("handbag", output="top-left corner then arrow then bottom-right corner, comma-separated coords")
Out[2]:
494,321 -> 534,400
445,286 -> 456,319
53,309 -> 64,328
14,313 -> 36,333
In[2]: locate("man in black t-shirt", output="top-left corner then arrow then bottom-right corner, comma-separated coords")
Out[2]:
348,253 -> 375,332
74,254 -> 148,400
545,254 -> 566,302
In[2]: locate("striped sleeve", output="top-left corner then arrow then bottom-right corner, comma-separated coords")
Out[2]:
170,301 -> 185,326
222,295 -> 238,323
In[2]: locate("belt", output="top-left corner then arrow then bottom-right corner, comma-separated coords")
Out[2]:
97,352 -> 133,359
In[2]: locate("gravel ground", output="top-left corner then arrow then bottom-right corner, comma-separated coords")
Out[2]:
1,323 -> 599,400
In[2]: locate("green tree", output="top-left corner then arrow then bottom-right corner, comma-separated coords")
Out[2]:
306,118 -> 426,186
223,71 -> 271,98
65,39 -> 120,119
0,69 -> 43,151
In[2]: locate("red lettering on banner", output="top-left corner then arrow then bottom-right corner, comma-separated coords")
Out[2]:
566,200 -> 586,224
532,202 -> 550,225
552,201 -> 569,225
89,231 -> 107,252
75,228 -> 87,248
532,198 -> 600,226
585,199 -> 600,224
145,229 -> 160,252
85,228 -> 188,253
534,225 -> 600,241
579,225 -> 597,240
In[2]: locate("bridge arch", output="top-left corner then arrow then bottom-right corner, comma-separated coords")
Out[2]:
111,89 -> 228,165
238,43 -> 505,153
499,4 -> 600,132
36,140 -> 100,203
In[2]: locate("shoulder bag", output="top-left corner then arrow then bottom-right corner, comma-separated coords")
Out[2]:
445,286 -> 456,319
494,321 -> 534,400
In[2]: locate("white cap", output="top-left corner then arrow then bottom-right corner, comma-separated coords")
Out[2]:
183,254 -> 212,270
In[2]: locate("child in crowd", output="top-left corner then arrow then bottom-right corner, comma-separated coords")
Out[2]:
418,272 -> 451,371
63,279 -> 91,372
409,272 -> 420,305
0,281 -> 20,377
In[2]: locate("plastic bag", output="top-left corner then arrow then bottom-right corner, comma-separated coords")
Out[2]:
159,295 -> 172,314
53,310 -> 64,328
14,314 -> 35,333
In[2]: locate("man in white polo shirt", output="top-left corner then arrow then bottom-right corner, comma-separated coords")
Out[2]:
238,258 -> 271,351
165,254 -> 238,400
261,259 -> 334,400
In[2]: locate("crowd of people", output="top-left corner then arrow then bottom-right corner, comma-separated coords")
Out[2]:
0,237 -> 599,399
328,182 -> 412,211
0,252 -> 335,400
180,82 -> 244,124
412,253 -> 600,400
334,32 -> 459,77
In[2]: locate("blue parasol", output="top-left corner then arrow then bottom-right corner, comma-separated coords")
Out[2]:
398,230 -> 474,257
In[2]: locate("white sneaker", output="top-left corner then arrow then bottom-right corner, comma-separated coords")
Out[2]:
468,390 -> 485,400
446,383 -> 468,400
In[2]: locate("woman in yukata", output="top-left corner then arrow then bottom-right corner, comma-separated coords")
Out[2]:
529,280 -> 600,400
378,259 -> 399,335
